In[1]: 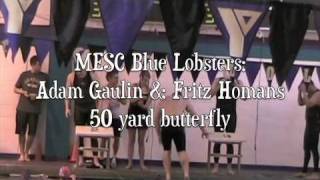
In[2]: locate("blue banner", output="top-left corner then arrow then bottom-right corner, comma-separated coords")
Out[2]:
246,61 -> 261,86
100,0 -> 153,55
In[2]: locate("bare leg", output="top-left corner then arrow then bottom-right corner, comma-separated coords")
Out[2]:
178,151 -> 190,179
18,134 -> 26,161
227,144 -> 234,175
138,129 -> 148,171
113,137 -> 120,158
111,137 -> 120,168
100,138 -> 106,159
78,137 -> 84,167
126,129 -> 136,169
212,143 -> 221,174
25,135 -> 35,161
91,138 -> 102,168
163,151 -> 172,180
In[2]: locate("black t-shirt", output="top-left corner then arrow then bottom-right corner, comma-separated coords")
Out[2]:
73,73 -> 95,109
216,78 -> 238,114
15,71 -> 49,114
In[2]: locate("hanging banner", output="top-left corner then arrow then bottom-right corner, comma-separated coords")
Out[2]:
246,61 -> 261,86
124,50 -> 134,74
1,0 -> 41,61
208,0 -> 267,60
208,69 -> 218,85
34,39 -> 52,64
3,0 -> 40,34
167,54 -> 179,80
269,2 -> 311,85
313,6 -> 320,39
160,0 -> 205,79
20,36 -> 33,62
54,0 -> 90,65
100,0 -> 153,55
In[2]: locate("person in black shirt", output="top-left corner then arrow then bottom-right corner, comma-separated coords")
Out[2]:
297,81 -> 320,179
14,56 -> 48,162
126,71 -> 152,171
210,66 -> 244,175
65,69 -> 102,168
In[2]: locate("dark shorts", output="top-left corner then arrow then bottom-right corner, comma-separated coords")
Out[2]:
126,104 -> 148,129
161,127 -> 186,152
111,118 -> 122,137
15,111 -> 39,135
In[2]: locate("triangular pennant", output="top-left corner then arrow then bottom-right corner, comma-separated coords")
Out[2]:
269,2 -> 311,85
125,50 -> 134,74
7,34 -> 20,61
301,66 -> 315,83
100,0 -> 153,55
20,37 -> 33,62
208,0 -> 267,60
22,0 -> 41,33
285,65 -> 299,91
208,70 -> 218,85
54,0 -> 90,66
264,63 -> 276,87
191,70 -> 201,82
189,55 -> 203,82
3,0 -> 40,34
153,52 -> 167,79
167,55 -> 178,81
34,39 -> 52,64
245,61 -> 261,86
160,0 -> 205,80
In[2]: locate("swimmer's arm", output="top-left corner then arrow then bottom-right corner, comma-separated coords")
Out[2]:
186,101 -> 209,138
64,72 -> 76,118
210,78 -> 220,97
302,91 -> 320,107
298,82 -> 306,106
298,90 -> 304,106
65,73 -> 74,111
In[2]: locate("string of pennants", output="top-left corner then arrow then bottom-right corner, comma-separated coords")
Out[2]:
0,0 -> 320,86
